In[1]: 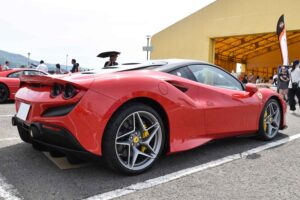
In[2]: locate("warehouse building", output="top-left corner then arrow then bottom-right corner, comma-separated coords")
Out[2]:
151,0 -> 300,79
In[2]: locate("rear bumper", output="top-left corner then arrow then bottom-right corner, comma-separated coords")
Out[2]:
12,116 -> 99,159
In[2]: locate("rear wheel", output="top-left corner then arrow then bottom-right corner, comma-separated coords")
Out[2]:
0,84 -> 9,103
102,103 -> 165,175
258,99 -> 281,140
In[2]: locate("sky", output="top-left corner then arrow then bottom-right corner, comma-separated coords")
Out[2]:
1,0 -> 215,68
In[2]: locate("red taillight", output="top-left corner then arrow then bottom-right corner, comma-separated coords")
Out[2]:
50,83 -> 79,99
50,83 -> 63,97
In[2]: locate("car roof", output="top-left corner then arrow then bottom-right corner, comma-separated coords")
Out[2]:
0,68 -> 47,76
82,59 -> 211,74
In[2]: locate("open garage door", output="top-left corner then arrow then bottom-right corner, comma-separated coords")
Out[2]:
214,31 -> 300,81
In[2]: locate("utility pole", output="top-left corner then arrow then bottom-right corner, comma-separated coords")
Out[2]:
143,35 -> 152,60
146,35 -> 150,60
66,54 -> 68,71
27,52 -> 31,67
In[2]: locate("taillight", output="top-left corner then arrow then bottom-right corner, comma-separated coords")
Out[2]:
63,84 -> 78,99
50,83 -> 79,99
51,83 -> 63,97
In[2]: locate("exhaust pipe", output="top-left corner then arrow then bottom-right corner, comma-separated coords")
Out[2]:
11,116 -> 17,126
30,125 -> 40,138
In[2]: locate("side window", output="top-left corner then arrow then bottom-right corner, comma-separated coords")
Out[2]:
7,71 -> 22,78
169,67 -> 196,81
188,64 -> 243,91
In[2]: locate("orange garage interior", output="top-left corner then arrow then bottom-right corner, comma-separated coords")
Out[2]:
214,31 -> 300,81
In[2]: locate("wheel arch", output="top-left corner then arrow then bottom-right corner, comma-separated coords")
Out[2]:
102,97 -> 170,154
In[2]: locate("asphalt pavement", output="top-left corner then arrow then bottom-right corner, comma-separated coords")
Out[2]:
0,101 -> 300,200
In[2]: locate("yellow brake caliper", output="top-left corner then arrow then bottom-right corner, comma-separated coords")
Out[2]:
141,124 -> 149,152
263,110 -> 268,131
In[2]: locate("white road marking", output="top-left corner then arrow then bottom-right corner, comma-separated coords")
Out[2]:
0,138 -> 21,142
85,133 -> 300,200
0,115 -> 14,117
0,173 -> 22,200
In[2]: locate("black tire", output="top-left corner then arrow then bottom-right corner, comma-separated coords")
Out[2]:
257,99 -> 282,140
17,126 -> 32,143
0,83 -> 9,103
102,103 -> 165,175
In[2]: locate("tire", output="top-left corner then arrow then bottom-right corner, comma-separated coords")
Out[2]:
0,83 -> 9,103
257,99 -> 282,140
102,103 -> 165,175
17,126 -> 32,143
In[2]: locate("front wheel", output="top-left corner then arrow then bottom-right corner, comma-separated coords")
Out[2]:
102,103 -> 165,175
258,99 -> 282,140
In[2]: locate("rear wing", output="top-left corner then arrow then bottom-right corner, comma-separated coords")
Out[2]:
20,75 -> 93,89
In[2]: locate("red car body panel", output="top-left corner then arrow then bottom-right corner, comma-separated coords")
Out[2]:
0,69 -> 47,100
0,70 -> 20,99
15,69 -> 287,156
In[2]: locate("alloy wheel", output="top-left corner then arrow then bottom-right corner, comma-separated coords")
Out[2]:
114,111 -> 162,171
263,101 -> 281,138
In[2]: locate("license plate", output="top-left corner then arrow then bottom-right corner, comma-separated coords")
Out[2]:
16,103 -> 31,121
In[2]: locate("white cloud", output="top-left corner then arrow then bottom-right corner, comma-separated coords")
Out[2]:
0,0 -> 215,68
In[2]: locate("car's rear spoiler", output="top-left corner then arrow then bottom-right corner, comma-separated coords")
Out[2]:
20,75 -> 94,89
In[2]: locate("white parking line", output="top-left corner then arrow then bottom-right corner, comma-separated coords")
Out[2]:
0,115 -> 14,117
0,173 -> 22,200
84,133 -> 300,200
0,138 -> 21,142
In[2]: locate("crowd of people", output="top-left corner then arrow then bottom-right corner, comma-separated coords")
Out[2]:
0,58 -> 82,75
240,60 -> 300,113
240,73 -> 273,85
1,53 -> 119,74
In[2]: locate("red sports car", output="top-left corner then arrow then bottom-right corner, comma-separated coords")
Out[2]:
12,60 -> 287,174
0,68 -> 47,103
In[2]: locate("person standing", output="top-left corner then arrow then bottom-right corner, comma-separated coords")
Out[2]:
104,53 -> 119,67
278,65 -> 289,101
256,76 -> 260,84
71,59 -> 79,73
248,73 -> 254,83
55,64 -> 63,74
272,72 -> 278,86
242,74 -> 248,84
288,60 -> 300,113
3,61 -> 10,70
36,60 -> 48,73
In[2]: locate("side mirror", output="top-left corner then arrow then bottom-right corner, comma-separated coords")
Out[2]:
245,83 -> 258,94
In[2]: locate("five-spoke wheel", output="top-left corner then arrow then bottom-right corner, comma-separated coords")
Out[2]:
258,99 -> 281,140
103,103 -> 165,174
